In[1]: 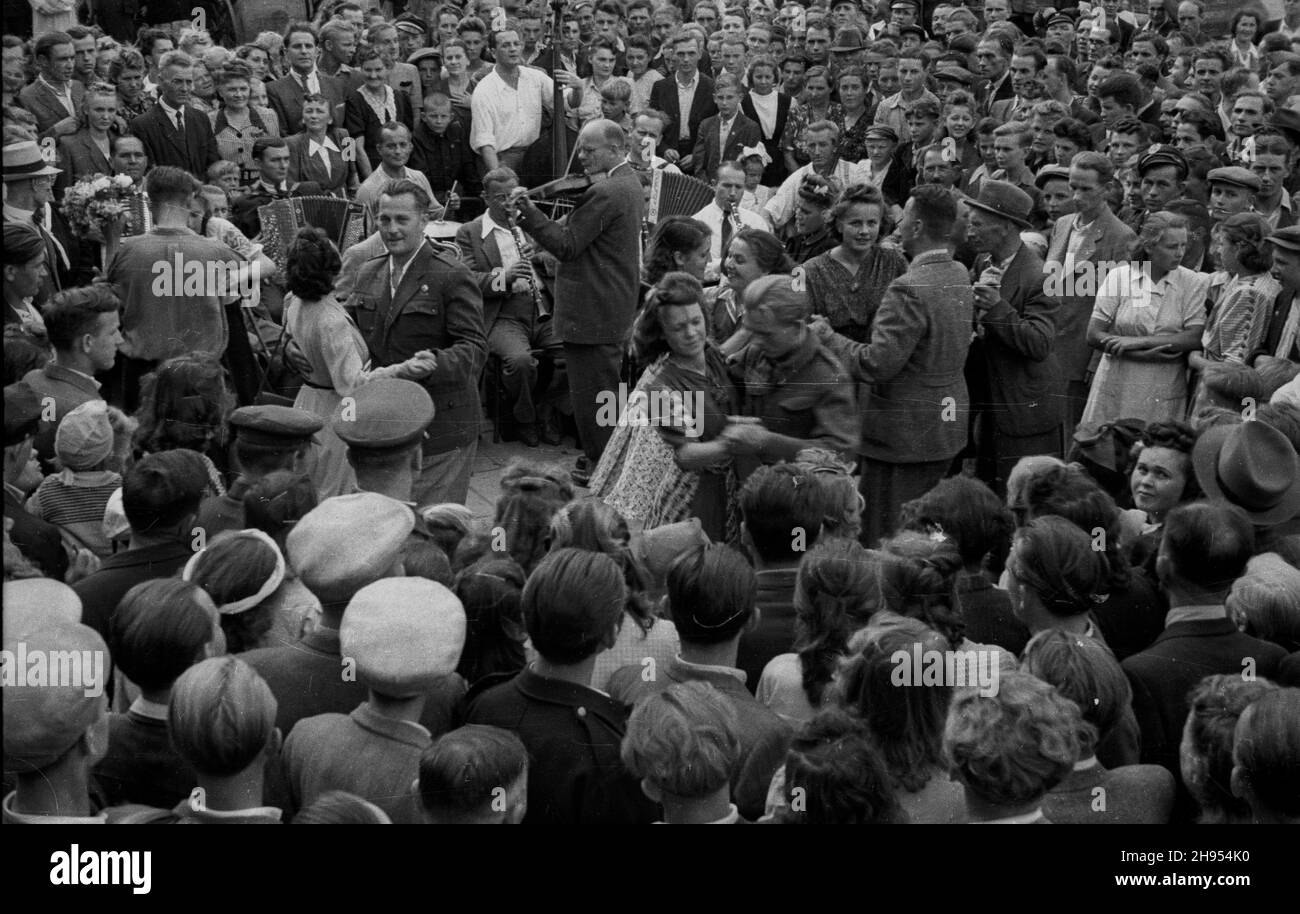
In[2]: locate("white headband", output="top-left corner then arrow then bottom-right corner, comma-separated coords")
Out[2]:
183,528 -> 287,616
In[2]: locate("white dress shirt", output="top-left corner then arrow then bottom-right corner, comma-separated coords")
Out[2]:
469,66 -> 554,154
764,160 -> 869,229
692,199 -> 770,273
675,72 -> 700,141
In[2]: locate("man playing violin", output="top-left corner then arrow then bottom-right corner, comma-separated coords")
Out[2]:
510,119 -> 646,484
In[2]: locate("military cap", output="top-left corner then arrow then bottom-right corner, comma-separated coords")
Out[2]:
229,404 -> 324,448
1137,145 -> 1189,179
1207,166 -> 1262,192
332,378 -> 434,454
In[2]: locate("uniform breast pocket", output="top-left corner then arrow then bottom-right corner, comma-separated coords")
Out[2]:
353,295 -> 378,335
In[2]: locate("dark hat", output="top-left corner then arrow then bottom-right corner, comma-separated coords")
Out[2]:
229,404 -> 323,448
393,15 -> 427,35
963,180 -> 1034,229
1138,145 -> 1189,179
890,0 -> 920,9
4,382 -> 42,447
933,65 -> 974,86
333,378 -> 434,454
1034,164 -> 1071,189
1192,421 -> 1300,526
899,24 -> 926,40
1207,166 -> 1262,192
864,124 -> 898,143
1047,13 -> 1076,29
1267,225 -> 1300,252
830,27 -> 866,52
3,221 -> 47,265
831,0 -> 860,8
1269,107 -> 1300,146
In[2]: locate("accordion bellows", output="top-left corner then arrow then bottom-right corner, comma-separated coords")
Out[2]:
258,196 -> 367,272
646,170 -> 715,224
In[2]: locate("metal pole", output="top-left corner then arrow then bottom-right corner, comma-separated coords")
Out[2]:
550,0 -> 567,180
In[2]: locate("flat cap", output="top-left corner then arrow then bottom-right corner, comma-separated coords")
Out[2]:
288,493 -> 415,605
3,619 -> 108,771
3,579 -> 83,639
865,124 -> 899,142
934,65 -> 973,85
1268,225 -> 1300,252
333,378 -> 434,454
1207,166 -> 1262,192
1034,164 -> 1071,189
341,578 -> 467,697
407,46 -> 442,67
4,382 -> 42,447
229,404 -> 323,448
1269,107 -> 1300,145
1138,145 -> 1189,179
1047,13 -> 1075,28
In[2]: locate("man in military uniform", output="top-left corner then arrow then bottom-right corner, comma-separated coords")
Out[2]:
348,179 -> 488,507
194,404 -> 323,537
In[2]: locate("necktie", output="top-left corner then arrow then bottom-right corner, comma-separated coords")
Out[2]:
174,109 -> 184,132
721,210 -> 733,252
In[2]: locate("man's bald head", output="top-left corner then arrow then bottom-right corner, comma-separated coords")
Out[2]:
576,118 -> 628,173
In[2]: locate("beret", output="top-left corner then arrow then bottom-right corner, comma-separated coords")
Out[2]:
288,493 -> 415,605
3,619 -> 108,771
341,578 -> 466,697
333,378 -> 434,454
229,404 -> 323,448
3,579 -> 83,639
1207,166 -> 1262,192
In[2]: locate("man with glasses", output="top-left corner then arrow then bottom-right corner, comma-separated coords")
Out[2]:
2,139 -> 77,305
509,120 -> 645,485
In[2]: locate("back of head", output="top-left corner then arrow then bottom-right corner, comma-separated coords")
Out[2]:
666,542 -> 756,645
494,460 -> 574,573
401,538 -> 453,587
169,656 -> 278,777
242,470 -> 318,551
1009,515 -> 1110,619
622,680 -> 741,801
1019,629 -> 1129,756
417,724 -> 529,824
293,791 -> 393,824
1159,502 -> 1255,595
877,531 -> 965,644
899,475 -> 1014,567
183,529 -> 285,653
739,463 -> 825,564
452,557 -> 527,685
1226,553 -> 1300,652
1183,674 -> 1278,823
781,709 -> 905,824
122,449 -> 210,536
943,670 -> 1081,810
832,617 -> 952,791
522,548 -> 626,665
110,579 -> 215,693
1232,688 -> 1300,820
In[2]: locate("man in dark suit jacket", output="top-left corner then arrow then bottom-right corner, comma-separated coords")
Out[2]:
129,52 -> 220,179
266,24 -> 348,136
349,180 -> 487,507
607,540 -> 792,822
1122,503 -> 1287,819
17,33 -> 85,140
820,185 -> 975,547
691,93 -> 762,181
456,167 -> 562,446
512,119 -> 645,477
648,33 -> 717,164
963,181 -> 1064,492
466,549 -> 659,824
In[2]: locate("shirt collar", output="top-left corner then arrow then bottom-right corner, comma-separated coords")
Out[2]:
3,791 -> 106,825
174,795 -> 283,823
352,701 -> 433,747
482,212 -> 511,238
38,74 -> 71,97
129,696 -> 170,721
671,654 -> 748,687
308,136 -> 341,156
1166,604 -> 1227,627
971,807 -> 1047,824
158,98 -> 181,119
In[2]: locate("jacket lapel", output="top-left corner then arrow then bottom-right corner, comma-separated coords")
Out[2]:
484,231 -> 503,269
382,244 -> 430,335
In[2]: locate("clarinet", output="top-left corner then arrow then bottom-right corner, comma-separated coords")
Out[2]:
508,212 -> 550,321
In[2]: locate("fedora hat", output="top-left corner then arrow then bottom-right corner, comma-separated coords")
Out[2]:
1192,421 -> 1300,526
2,141 -> 61,182
963,180 -> 1033,229
830,28 -> 866,52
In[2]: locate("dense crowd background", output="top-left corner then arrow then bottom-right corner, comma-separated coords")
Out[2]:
3,0 -> 1299,826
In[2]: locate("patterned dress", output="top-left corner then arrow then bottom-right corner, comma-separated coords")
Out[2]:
781,100 -> 844,166
803,246 -> 909,343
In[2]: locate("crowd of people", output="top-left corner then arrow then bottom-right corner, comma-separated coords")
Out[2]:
4,0 -> 1300,825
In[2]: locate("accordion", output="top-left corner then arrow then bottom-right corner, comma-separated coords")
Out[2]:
646,169 -> 715,225
258,196 -> 367,273
121,192 -> 151,238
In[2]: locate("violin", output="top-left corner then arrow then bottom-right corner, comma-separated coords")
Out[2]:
522,172 -> 604,200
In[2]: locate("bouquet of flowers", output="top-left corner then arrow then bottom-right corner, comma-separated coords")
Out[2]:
59,173 -> 141,242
